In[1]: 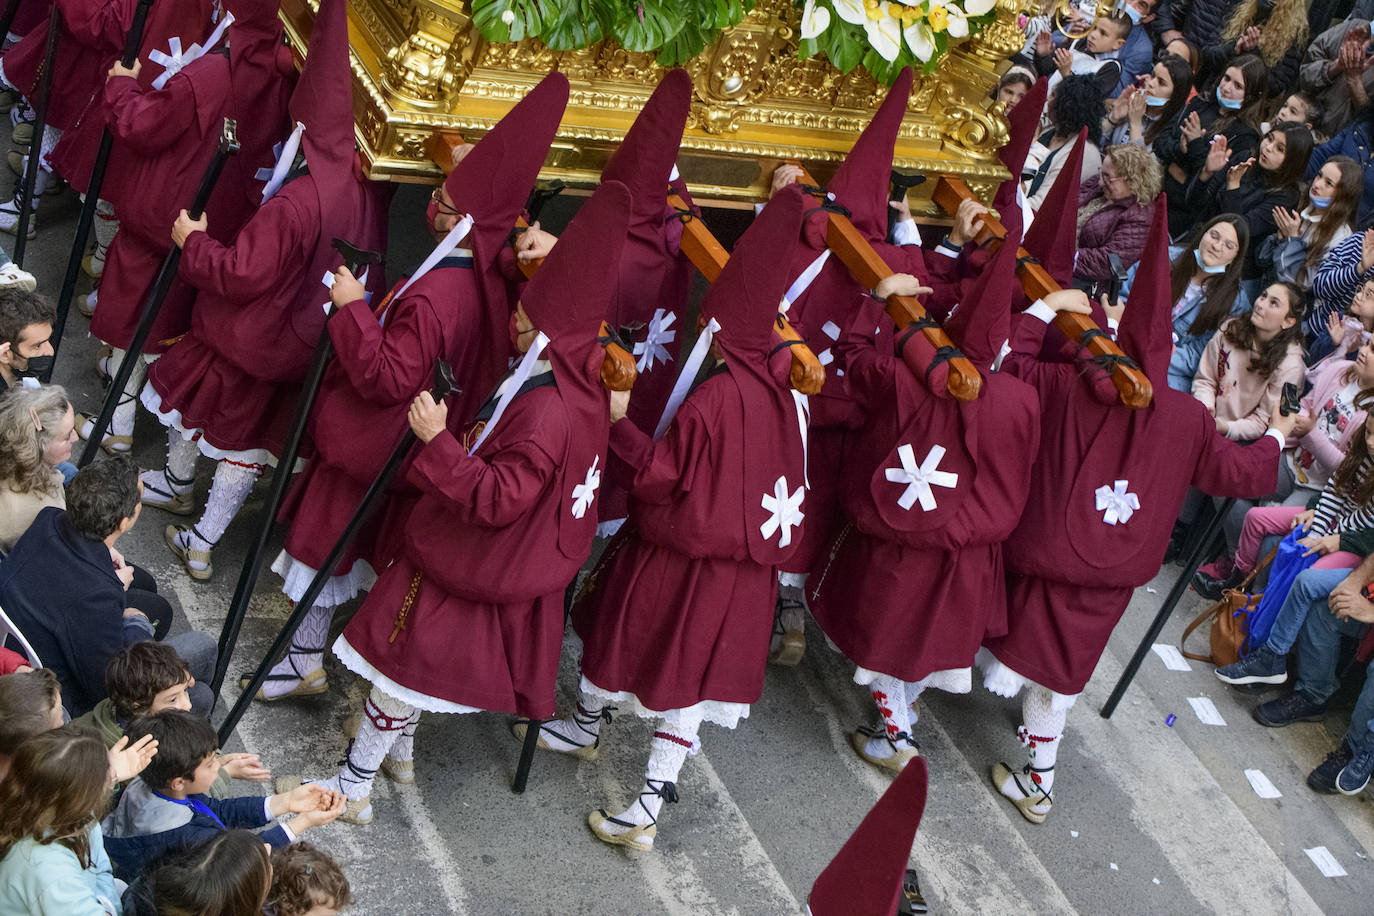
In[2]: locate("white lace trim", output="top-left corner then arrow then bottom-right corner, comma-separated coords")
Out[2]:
853,665 -> 972,695
332,635 -> 481,715
777,570 -> 807,588
271,550 -> 377,606
973,647 -> 1079,713
140,382 -> 304,470
580,675 -> 750,731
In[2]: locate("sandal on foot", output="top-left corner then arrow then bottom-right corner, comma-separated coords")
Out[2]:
850,724 -> 919,773
76,411 -> 132,455
588,780 -> 677,851
991,761 -> 1053,825
140,469 -> 196,516
164,524 -> 214,581
511,706 -> 610,761
767,592 -> 807,666
240,667 -> 327,702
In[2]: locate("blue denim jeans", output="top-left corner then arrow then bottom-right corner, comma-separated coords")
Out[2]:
1346,658 -> 1374,752
1263,567 -> 1352,655
1294,604 -> 1371,706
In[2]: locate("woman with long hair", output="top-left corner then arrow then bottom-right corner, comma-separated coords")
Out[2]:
1209,0 -> 1310,98
1103,54 -> 1194,152
1022,74 -> 1107,213
1261,155 -> 1362,291
0,384 -> 77,552
122,831 -> 273,916
0,726 -> 121,915
1162,54 -> 1268,236
1186,120 -> 1313,282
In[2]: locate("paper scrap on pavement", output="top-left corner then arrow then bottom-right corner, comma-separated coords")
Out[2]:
1305,847 -> 1348,878
1151,644 -> 1193,671
1070,830 -> 1079,838
1146,587 -> 1158,594
1109,863 -> 1119,871
1188,696 -> 1228,726
1245,769 -> 1281,799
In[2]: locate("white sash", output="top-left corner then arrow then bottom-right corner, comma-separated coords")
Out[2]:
260,121 -> 306,203
470,333 -> 549,455
779,250 -> 831,314
653,317 -> 720,440
391,215 -> 474,301
148,12 -> 234,91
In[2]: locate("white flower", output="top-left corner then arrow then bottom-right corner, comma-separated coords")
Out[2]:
945,4 -> 969,37
801,0 -> 832,38
831,0 -> 867,25
500,9 -> 515,23
903,19 -> 935,60
963,0 -> 996,14
865,2 -> 902,61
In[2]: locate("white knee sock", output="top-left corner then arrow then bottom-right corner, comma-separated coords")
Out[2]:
388,710 -> 421,764
166,430 -> 199,488
109,348 -> 145,437
336,687 -> 416,800
181,459 -> 262,558
860,673 -> 916,759
92,198 -> 117,266
598,723 -> 698,837
263,603 -> 334,698
1019,686 -> 1068,794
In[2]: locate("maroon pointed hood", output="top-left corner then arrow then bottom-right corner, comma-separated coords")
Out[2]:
522,181 -> 631,558
993,77 -> 1049,219
602,69 -> 692,234
225,0 -> 292,175
1021,128 -> 1085,288
808,759 -> 929,916
809,67 -> 914,245
288,0 -> 354,229
701,185 -> 810,566
1116,196 -> 1172,383
446,71 -> 569,270
946,224 -> 1021,371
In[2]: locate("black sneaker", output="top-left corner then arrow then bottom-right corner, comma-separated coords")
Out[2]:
1308,741 -> 1355,793
1252,693 -> 1326,728
1216,646 -> 1287,686
897,868 -> 928,915
1336,740 -> 1374,795
1192,567 -> 1244,601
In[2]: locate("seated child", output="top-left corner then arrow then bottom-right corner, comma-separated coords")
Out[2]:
265,842 -> 352,916
0,667 -> 64,780
72,642 -> 269,795
101,709 -> 345,882
121,830 -> 273,916
1034,13 -> 1130,95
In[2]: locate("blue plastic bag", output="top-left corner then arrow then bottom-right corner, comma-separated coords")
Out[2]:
1245,529 -> 1318,651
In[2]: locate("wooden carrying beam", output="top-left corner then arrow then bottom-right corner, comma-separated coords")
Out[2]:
431,132 -> 636,392
786,165 -> 981,402
932,176 -> 1153,410
668,193 -> 824,396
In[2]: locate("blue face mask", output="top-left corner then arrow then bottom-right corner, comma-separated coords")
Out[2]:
1216,86 -> 1243,110
1310,191 -> 1333,209
1195,245 -> 1228,273
1145,93 -> 1168,107
1122,2 -> 1144,24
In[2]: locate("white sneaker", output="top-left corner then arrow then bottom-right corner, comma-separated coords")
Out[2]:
0,261 -> 35,290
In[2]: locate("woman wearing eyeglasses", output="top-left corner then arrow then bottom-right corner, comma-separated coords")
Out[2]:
1117,213 -> 1251,392
1072,143 -> 1162,298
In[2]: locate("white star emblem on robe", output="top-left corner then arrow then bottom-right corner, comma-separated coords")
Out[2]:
570,455 -> 601,519
884,443 -> 958,511
632,308 -> 676,372
817,320 -> 845,377
148,38 -> 191,90
760,475 -> 805,547
1094,479 -> 1139,525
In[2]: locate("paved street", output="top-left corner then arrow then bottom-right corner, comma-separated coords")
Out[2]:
24,181 -> 1374,914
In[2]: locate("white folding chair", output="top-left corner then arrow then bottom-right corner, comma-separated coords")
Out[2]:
0,603 -> 41,669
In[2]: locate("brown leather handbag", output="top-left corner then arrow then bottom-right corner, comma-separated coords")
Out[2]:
1180,545 -> 1277,667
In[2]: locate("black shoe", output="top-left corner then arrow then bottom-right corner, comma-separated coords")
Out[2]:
897,868 -> 928,915
1252,693 -> 1327,728
1309,740 -> 1356,794
1192,567 -> 1244,602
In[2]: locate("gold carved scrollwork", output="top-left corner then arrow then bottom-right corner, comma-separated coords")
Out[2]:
686,4 -> 790,134
382,2 -> 480,107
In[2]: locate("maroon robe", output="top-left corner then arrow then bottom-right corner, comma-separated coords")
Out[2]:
8,0 -> 216,189
91,52 -> 230,353
809,324 -> 1039,682
338,378 -> 598,717
576,367 -> 793,710
144,171 -> 390,456
279,260 -> 494,575
982,310 -> 1282,695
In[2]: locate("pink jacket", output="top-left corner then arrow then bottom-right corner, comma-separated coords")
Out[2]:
1192,318 -> 1305,441
1289,358 -> 1368,482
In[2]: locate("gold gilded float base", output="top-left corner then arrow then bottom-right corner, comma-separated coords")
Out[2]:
279,0 -> 1029,214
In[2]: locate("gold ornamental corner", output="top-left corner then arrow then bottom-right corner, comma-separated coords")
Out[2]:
280,0 -> 1030,214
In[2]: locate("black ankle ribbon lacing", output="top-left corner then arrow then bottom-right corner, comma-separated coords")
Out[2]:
646,778 -> 679,805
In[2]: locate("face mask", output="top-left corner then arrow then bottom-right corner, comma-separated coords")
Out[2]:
425,198 -> 440,236
1216,86 -> 1242,110
1310,191 -> 1333,209
1122,2 -> 1143,24
16,354 -> 53,378
1145,93 -> 1168,107
1195,245 -> 1227,273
